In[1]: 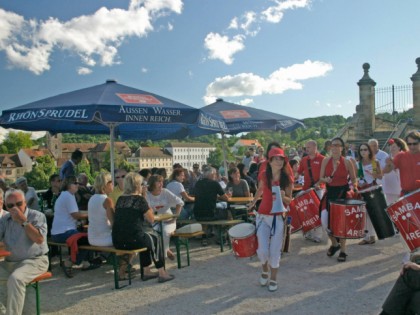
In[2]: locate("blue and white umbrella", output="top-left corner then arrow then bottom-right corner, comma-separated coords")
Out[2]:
0,79 -> 200,176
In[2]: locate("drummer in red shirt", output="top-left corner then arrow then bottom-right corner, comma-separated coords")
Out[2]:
297,140 -> 325,243
318,137 -> 358,262
383,131 -> 420,195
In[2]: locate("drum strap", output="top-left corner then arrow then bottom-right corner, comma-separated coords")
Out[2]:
307,158 -> 315,187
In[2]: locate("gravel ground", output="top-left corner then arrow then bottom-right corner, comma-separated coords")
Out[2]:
21,232 -> 407,315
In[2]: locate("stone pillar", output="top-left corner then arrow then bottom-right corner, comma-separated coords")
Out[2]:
410,57 -> 420,127
356,63 -> 376,139
46,132 -> 62,159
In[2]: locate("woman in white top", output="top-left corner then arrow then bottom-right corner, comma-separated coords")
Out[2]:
356,143 -> 382,245
88,172 -> 114,247
51,176 -> 92,277
166,168 -> 195,220
146,175 -> 183,260
382,138 -> 408,205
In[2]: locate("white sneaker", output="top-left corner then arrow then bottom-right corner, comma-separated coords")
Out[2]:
259,272 -> 269,286
268,280 -> 278,292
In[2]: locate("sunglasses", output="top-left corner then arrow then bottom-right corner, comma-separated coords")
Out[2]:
116,175 -> 126,179
6,201 -> 24,209
331,144 -> 342,147
72,182 -> 80,185
407,142 -> 419,146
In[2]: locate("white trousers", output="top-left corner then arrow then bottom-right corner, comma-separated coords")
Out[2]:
0,255 -> 49,315
256,214 -> 284,269
153,221 -> 176,257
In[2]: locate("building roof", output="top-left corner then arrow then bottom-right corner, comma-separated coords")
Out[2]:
92,142 -> 131,154
21,148 -> 52,158
165,142 -> 214,148
0,154 -> 23,167
234,139 -> 262,147
62,143 -> 97,153
136,147 -> 172,158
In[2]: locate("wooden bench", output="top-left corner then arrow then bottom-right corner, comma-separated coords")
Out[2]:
47,240 -> 68,270
28,271 -> 53,315
47,239 -> 147,289
172,230 -> 205,269
79,245 -> 148,290
177,219 -> 244,252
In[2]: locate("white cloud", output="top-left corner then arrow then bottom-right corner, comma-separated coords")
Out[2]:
141,67 -> 148,73
238,98 -> 254,106
228,17 -> 238,29
204,0 -> 310,64
203,33 -> 245,65
168,22 -> 174,31
77,67 -> 92,75
204,60 -> 332,101
262,0 -> 311,23
0,0 -> 183,74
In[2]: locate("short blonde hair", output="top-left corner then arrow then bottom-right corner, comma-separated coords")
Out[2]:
123,172 -> 142,195
94,172 -> 112,193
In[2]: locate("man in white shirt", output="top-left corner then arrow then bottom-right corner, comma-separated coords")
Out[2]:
15,177 -> 39,211
368,139 -> 389,185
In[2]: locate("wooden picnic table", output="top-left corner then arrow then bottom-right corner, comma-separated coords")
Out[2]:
228,196 -> 253,204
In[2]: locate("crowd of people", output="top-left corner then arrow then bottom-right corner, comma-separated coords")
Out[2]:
0,131 -> 419,314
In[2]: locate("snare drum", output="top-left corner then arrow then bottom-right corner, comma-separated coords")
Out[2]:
228,223 -> 258,258
359,185 -> 395,239
290,189 -> 321,233
330,199 -> 366,239
386,189 -> 420,252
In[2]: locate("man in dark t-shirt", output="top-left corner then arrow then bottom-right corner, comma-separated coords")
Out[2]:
193,166 -> 231,221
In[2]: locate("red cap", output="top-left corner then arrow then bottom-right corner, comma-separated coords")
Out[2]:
268,148 -> 286,160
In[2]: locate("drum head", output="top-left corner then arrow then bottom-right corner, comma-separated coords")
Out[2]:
359,185 -> 381,194
330,199 -> 366,206
228,223 -> 255,238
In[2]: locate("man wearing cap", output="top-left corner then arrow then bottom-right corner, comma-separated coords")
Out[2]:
383,130 -> 420,195
59,149 -> 83,180
15,177 -> 39,211
0,189 -> 49,315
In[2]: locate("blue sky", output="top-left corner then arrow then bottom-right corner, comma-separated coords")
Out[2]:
0,0 -> 419,139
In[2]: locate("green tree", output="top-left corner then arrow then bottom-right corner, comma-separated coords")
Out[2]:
25,155 -> 58,190
76,159 -> 95,184
207,148 -> 223,167
1,131 -> 33,154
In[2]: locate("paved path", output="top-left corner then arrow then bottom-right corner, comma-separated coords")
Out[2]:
25,233 -> 407,315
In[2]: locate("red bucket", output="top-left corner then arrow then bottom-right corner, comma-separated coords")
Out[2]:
291,189 -> 321,233
386,189 -> 420,252
228,223 -> 258,258
330,199 -> 366,239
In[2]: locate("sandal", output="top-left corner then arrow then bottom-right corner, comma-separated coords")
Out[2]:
327,244 -> 341,257
337,252 -> 348,262
259,272 -> 269,286
268,280 -> 278,292
141,273 -> 159,281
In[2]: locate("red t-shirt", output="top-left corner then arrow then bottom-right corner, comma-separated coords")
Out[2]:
298,153 -> 325,190
258,172 -> 292,215
324,156 -> 349,186
393,151 -> 420,193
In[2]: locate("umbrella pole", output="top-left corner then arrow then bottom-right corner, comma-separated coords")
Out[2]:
110,124 -> 116,183
221,132 -> 228,178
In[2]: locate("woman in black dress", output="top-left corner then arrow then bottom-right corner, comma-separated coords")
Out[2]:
112,172 -> 174,283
